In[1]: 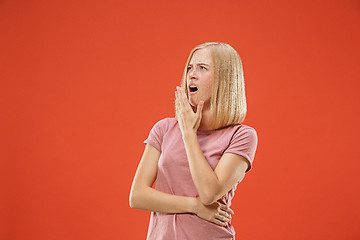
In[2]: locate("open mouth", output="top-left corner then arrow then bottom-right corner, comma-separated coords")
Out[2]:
189,85 -> 198,93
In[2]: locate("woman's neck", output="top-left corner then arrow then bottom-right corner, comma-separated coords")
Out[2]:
198,107 -> 214,130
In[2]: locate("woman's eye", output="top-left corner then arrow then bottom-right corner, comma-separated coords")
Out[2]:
200,66 -> 207,70
187,66 -> 192,71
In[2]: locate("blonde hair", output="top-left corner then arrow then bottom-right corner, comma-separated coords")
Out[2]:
181,42 -> 247,129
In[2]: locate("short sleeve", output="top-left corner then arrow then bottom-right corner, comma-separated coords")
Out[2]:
224,126 -> 258,172
144,118 -> 168,152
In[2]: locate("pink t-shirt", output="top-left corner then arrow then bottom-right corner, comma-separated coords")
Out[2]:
144,118 -> 258,240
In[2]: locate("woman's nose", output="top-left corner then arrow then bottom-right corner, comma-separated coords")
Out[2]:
189,69 -> 198,80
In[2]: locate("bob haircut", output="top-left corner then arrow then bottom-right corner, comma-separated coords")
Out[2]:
181,42 -> 247,129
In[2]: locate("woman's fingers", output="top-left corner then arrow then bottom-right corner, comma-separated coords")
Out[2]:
215,203 -> 232,222
227,207 -> 234,215
175,87 -> 184,112
177,86 -> 192,111
175,88 -> 186,114
220,211 -> 232,222
178,87 -> 185,109
211,218 -> 227,227
175,86 -> 202,132
216,212 -> 231,222
219,204 -> 234,215
194,199 -> 232,228
175,91 -> 180,118
217,204 -> 233,222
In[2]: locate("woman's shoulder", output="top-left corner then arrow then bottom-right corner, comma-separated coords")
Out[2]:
154,117 -> 177,126
229,124 -> 258,144
151,117 -> 178,133
222,123 -> 257,134
235,124 -> 257,133
223,123 -> 258,141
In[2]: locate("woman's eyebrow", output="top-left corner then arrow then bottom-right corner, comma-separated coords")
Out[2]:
188,63 -> 210,66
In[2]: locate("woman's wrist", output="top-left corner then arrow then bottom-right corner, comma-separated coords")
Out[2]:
182,129 -> 197,140
186,197 -> 200,214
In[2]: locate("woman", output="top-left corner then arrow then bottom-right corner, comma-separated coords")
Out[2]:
130,42 -> 258,239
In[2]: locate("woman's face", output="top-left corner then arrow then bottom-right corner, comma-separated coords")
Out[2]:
186,48 -> 214,108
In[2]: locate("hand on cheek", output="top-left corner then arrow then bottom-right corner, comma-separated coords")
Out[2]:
175,86 -> 204,134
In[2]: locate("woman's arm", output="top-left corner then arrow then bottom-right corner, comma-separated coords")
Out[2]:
129,144 -> 195,213
129,144 -> 233,226
175,87 -> 249,205
183,133 -> 249,205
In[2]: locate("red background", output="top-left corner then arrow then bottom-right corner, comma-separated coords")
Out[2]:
1,0 -> 359,239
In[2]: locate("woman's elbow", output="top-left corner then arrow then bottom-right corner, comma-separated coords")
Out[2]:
129,193 -> 135,209
199,192 -> 218,205
129,189 -> 140,209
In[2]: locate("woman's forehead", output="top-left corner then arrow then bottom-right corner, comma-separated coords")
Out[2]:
190,48 -> 213,65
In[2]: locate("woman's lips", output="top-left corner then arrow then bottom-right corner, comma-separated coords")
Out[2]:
188,84 -> 198,95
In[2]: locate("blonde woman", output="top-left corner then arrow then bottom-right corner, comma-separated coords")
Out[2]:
130,42 -> 258,240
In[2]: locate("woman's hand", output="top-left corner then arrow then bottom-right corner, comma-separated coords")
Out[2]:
193,198 -> 234,227
175,86 -> 204,134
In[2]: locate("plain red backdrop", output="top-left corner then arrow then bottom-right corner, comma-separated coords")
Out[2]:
1,0 -> 359,239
